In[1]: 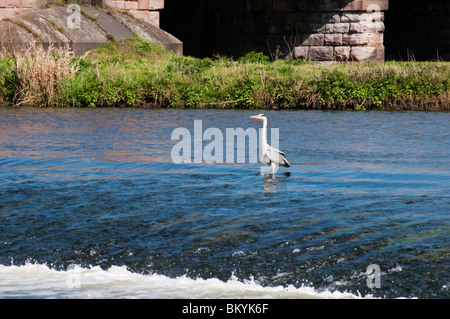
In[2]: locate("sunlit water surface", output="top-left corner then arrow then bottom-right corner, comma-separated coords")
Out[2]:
0,107 -> 448,298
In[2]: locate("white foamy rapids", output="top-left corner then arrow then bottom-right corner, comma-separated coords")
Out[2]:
0,263 -> 372,299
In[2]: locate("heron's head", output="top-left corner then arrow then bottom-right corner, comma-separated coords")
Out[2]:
250,114 -> 266,120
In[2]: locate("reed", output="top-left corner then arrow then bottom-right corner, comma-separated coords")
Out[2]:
9,44 -> 80,106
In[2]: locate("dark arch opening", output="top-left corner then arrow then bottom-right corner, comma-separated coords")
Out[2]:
160,0 -> 286,58
160,0 -> 386,60
384,0 -> 450,61
161,0 -> 449,61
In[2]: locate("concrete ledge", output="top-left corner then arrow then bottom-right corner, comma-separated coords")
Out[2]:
82,6 -> 134,41
0,4 -> 182,55
114,11 -> 181,54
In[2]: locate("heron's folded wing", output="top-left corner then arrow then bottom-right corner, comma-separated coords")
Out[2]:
266,145 -> 290,167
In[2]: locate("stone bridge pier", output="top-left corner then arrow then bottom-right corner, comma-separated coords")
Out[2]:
2,0 -> 449,61
102,0 -> 164,27
291,0 -> 388,62
0,0 -> 182,55
161,0 -> 389,62
161,0 -> 449,62
0,0 -> 385,62
0,0 -> 165,27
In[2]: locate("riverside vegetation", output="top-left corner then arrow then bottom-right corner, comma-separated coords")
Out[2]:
0,36 -> 449,110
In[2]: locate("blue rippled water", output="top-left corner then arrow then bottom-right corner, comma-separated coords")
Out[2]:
0,107 -> 449,298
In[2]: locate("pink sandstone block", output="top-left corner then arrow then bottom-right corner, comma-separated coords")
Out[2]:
351,46 -> 377,61
294,46 -> 309,60
309,46 -> 334,61
112,1 -> 124,10
6,0 -> 22,8
0,0 -> 7,8
342,34 -> 371,46
22,0 -> 33,8
149,0 -> 163,10
369,33 -> 384,46
102,0 -> 113,9
350,22 -> 385,34
124,1 -> 138,10
138,0 -> 149,10
135,0 -> 164,11
349,23 -> 361,33
366,12 -> 384,23
334,46 -> 350,61
341,1 -> 388,12
131,9 -> 149,21
324,33 -> 342,46
363,0 -> 388,11
333,23 -> 349,34
148,10 -> 159,27
341,0 -> 363,11
301,33 -> 324,46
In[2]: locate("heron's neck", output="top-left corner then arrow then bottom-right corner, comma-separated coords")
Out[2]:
261,118 -> 267,147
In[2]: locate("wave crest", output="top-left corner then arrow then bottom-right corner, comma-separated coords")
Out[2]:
0,262 -> 371,299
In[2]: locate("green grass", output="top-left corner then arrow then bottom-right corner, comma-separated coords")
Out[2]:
1,36 -> 449,110
0,57 -> 19,105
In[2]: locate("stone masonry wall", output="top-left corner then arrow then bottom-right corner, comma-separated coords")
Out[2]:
103,0 -> 163,27
293,6 -> 386,62
161,0 -> 388,62
0,0 -> 46,20
0,0 -> 163,27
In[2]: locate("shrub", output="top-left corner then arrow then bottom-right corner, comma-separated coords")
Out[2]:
238,51 -> 270,64
0,58 -> 18,104
165,55 -> 213,76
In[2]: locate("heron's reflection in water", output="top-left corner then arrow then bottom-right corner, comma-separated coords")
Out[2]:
262,172 -> 291,193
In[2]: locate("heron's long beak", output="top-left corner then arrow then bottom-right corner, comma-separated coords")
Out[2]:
250,116 -> 260,119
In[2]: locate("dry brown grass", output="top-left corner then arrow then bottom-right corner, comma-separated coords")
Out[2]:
12,44 -> 80,106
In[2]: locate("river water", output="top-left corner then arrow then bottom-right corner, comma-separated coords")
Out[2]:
0,107 -> 448,299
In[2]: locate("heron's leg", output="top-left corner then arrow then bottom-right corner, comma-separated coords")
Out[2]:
270,162 -> 275,177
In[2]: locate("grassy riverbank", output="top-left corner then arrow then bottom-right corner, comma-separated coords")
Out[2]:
1,36 -> 449,110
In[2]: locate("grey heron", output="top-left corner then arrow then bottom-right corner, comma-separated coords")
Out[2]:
250,114 -> 290,176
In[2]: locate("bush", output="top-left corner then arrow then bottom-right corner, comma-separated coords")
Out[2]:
165,55 -> 213,76
238,51 -> 270,64
313,64 -> 449,110
0,58 -> 18,104
63,74 -> 102,107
